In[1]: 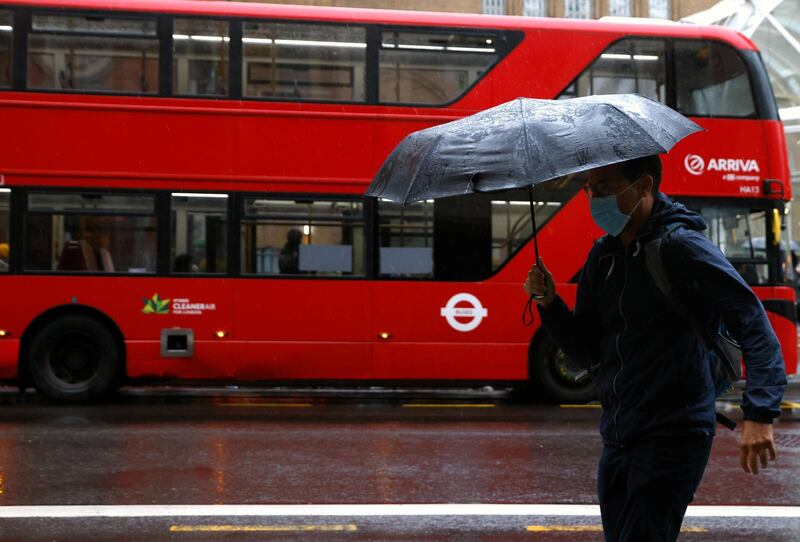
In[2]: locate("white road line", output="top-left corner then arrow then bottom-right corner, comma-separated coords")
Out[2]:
1,504 -> 799,519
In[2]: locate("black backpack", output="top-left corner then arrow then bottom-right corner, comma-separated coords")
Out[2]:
643,223 -> 742,430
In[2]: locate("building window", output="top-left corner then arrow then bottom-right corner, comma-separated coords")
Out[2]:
564,0 -> 592,19
482,0 -> 505,15
609,0 -> 632,17
649,0 -> 670,19
523,0 -> 547,17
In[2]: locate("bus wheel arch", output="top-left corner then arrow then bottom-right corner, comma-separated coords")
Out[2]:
19,305 -> 126,403
528,329 -> 595,404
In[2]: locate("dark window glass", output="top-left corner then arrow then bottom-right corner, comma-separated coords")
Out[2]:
171,193 -> 228,274
243,22 -> 366,102
378,200 -> 434,278
674,40 -> 756,118
241,198 -> 364,276
0,10 -> 13,87
27,14 -> 158,93
378,176 -> 583,280
0,189 -> 9,272
25,192 -> 157,273
173,19 -> 229,96
559,38 -> 666,102
693,204 -> 769,285
379,30 -> 497,104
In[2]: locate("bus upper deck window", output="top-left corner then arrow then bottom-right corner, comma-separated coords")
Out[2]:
674,40 -> 756,118
560,38 -> 667,103
0,10 -> 12,88
242,22 -> 366,103
27,14 -> 158,94
173,19 -> 229,97
378,30 -> 498,105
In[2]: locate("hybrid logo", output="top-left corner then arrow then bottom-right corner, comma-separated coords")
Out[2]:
684,154 -> 705,176
440,293 -> 488,332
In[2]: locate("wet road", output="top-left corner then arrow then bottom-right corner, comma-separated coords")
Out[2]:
1,384 -> 799,541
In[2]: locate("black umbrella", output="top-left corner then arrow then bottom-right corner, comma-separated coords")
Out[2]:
366,93 -> 701,263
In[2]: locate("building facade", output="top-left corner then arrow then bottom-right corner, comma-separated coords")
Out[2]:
240,0 -> 718,21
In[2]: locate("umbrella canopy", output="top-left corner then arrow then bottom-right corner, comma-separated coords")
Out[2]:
365,94 -> 702,205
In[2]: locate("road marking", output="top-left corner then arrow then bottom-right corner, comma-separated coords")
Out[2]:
170,524 -> 357,532
560,404 -> 602,409
219,402 -> 313,408
2,504 -> 800,519
781,401 -> 800,409
526,525 -> 707,533
402,404 -> 495,408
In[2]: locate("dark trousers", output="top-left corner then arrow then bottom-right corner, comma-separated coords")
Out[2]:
597,434 -> 713,542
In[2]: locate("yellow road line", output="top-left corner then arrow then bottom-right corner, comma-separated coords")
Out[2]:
560,404 -> 602,409
220,402 -> 313,408
781,401 -> 800,409
527,525 -> 707,533
170,524 -> 357,532
402,403 -> 495,408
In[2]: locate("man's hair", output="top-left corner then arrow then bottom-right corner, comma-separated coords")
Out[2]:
621,155 -> 662,194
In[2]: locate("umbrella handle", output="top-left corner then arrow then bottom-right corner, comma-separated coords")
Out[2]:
523,187 -> 546,326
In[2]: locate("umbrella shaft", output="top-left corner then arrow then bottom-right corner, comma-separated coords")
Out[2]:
529,186 -> 539,262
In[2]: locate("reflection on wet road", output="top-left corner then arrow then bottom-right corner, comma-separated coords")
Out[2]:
0,385 -> 799,541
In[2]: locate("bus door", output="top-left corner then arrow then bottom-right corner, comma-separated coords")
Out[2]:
372,185 -> 582,382
232,196 -> 372,380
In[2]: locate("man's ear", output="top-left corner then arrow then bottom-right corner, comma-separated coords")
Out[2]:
639,175 -> 655,197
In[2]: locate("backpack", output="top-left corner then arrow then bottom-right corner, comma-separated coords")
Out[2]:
643,223 -> 742,430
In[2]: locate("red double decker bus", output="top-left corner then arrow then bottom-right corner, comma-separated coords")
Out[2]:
0,0 -> 793,402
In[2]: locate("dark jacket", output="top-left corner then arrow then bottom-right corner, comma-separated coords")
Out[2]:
539,193 -> 786,446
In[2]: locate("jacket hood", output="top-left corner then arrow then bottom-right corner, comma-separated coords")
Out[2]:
647,192 -> 707,235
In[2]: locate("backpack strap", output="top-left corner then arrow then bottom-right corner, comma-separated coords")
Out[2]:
643,224 -> 738,430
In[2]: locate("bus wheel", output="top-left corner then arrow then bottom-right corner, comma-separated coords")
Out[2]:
27,315 -> 122,403
529,332 -> 595,404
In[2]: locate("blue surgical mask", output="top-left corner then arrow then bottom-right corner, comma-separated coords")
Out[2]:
589,179 -> 643,237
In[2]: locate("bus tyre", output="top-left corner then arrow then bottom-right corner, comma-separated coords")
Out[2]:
27,315 -> 122,403
529,332 -> 595,404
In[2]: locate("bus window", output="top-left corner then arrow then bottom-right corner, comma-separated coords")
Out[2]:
378,200 -> 434,278
695,204 -> 769,285
379,30 -> 498,105
171,193 -> 228,274
560,38 -> 667,102
674,40 -> 756,118
377,177 -> 582,281
0,189 -> 8,272
0,10 -> 12,87
27,14 -> 158,93
243,22 -> 366,102
241,198 -> 365,276
24,192 -> 157,273
173,19 -> 229,96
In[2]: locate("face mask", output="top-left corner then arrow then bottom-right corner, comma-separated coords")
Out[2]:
589,179 -> 643,237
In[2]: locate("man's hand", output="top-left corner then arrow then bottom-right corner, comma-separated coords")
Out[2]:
739,420 -> 777,474
523,259 -> 557,308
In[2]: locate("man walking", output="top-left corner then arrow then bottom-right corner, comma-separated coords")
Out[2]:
523,155 -> 786,541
